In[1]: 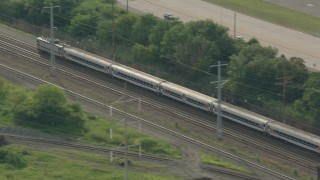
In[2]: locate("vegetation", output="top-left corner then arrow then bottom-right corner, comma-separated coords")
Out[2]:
200,153 -> 250,174
0,147 -> 27,168
1,0 -> 320,129
0,145 -> 182,180
0,78 -> 181,158
14,85 -> 86,133
204,0 -> 320,35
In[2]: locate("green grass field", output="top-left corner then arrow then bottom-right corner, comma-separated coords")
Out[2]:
0,145 -> 182,180
200,153 -> 250,174
204,0 -> 320,36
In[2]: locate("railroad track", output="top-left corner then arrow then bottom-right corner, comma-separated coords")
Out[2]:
1,133 -> 261,179
0,34 -> 37,53
0,35 -> 311,179
0,133 -> 175,163
200,164 -> 260,180
0,63 -> 295,180
0,33 -> 317,172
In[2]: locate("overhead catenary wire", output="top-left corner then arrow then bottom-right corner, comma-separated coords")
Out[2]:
2,1 -> 320,123
0,11 -> 316,119
1,2 -> 310,89
0,11 -> 304,100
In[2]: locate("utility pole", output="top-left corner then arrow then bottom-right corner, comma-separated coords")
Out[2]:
43,3 -> 60,77
126,0 -> 129,13
234,11 -> 237,38
112,0 -> 115,61
209,61 -> 228,140
277,63 -> 293,124
317,164 -> 320,180
109,119 -> 142,180
124,119 -> 128,180
217,61 -> 223,140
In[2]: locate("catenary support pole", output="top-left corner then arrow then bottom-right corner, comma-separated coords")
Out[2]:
43,3 -> 60,77
124,119 -> 128,180
217,61 -> 222,140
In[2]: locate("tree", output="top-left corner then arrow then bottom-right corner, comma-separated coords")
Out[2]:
68,14 -> 98,37
294,72 -> 320,124
115,13 -> 139,45
227,44 -> 278,97
184,20 -> 235,60
14,85 -> 85,132
32,85 -> 68,126
160,23 -> 186,59
132,14 -> 158,45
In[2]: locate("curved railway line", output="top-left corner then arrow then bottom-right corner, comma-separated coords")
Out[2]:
0,64 -> 296,179
0,33 -> 316,179
0,133 -> 261,180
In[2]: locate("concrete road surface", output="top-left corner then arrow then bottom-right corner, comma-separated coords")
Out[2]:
118,0 -> 320,70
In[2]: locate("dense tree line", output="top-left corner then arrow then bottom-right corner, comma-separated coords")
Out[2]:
0,0 -> 319,127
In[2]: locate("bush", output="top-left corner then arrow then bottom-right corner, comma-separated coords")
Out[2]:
0,149 -> 27,168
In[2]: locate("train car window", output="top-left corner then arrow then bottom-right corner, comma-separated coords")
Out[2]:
116,72 -> 154,89
222,110 -> 259,127
272,130 -> 318,149
186,98 -> 205,107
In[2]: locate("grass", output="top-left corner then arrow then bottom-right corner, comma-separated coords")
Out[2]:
256,157 -> 316,180
200,153 -> 250,174
80,115 -> 182,158
0,145 -> 182,180
204,0 -> 320,35
3,78 -> 314,179
0,78 -> 181,159
0,21 -> 37,38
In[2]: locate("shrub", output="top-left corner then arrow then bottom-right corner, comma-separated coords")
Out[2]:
0,149 -> 27,168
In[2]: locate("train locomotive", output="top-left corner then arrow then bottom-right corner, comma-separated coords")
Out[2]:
37,37 -> 320,154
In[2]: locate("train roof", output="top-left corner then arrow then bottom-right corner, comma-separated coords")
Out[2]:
111,64 -> 165,83
219,102 -> 273,123
268,121 -> 320,144
64,46 -> 114,66
37,36 -> 64,47
160,81 -> 215,103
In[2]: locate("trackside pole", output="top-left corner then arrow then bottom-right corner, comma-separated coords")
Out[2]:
43,3 -> 60,77
317,165 -> 320,180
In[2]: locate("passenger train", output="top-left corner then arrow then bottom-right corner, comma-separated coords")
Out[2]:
37,37 -> 320,154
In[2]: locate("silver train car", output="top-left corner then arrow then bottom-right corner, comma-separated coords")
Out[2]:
159,81 -> 215,112
267,121 -> 320,153
36,37 -> 320,154
215,102 -> 271,132
64,46 -> 112,74
110,64 -> 165,93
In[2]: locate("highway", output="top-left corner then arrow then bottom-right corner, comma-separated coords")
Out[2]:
118,0 -> 320,70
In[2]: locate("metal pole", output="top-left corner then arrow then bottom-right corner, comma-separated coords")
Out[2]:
217,61 -> 222,140
317,164 -> 320,180
138,121 -> 141,132
50,3 -> 55,76
43,4 -> 60,77
112,0 -> 115,61
234,11 -> 236,38
139,144 -> 141,157
138,98 -> 141,111
124,119 -> 128,180
126,0 -> 128,13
